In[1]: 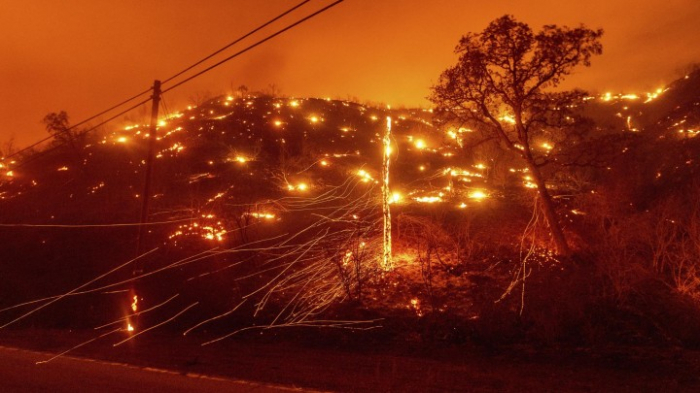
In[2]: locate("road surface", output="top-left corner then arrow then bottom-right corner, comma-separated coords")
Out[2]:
0,345 -> 303,393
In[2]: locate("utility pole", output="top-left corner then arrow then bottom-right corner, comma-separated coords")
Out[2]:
135,80 -> 161,259
129,80 -> 161,327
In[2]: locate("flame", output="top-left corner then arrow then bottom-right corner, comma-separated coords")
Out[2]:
499,114 -> 516,124
468,190 -> 488,200
414,196 -> 442,203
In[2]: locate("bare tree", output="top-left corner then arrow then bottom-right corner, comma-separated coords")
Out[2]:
43,111 -> 83,161
430,15 -> 603,256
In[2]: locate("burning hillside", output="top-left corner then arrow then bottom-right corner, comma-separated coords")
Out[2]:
1,67 -> 700,351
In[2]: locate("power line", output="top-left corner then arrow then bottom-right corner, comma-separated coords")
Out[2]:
0,217 -> 196,228
4,88 -> 153,161
162,0 -> 312,85
162,0 -> 345,94
10,96 -> 152,170
5,0 -> 344,165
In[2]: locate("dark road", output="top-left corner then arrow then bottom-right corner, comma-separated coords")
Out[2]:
0,345 -> 300,393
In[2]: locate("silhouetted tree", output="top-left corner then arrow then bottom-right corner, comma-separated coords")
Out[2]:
43,110 -> 83,160
430,15 -> 603,256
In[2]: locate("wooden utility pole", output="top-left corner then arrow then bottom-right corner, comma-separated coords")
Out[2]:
128,80 -> 161,328
135,80 -> 161,259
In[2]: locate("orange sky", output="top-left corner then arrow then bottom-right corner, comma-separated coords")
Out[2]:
2,0 -> 700,148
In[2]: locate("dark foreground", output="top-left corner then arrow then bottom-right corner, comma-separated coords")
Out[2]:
2,329 -> 700,392
0,345 -> 291,393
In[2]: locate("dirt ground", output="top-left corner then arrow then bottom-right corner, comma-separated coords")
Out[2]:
1,328 -> 700,392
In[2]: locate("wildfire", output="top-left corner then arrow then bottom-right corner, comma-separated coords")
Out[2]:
248,212 -> 276,220
287,182 -> 309,191
356,169 -> 375,183
414,196 -> 442,203
468,190 -> 488,200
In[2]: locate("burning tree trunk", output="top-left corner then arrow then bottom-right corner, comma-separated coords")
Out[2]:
522,150 -> 571,256
381,116 -> 393,270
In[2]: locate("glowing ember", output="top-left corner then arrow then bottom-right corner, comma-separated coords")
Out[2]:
250,212 -> 276,220
357,169 -> 375,183
468,190 -> 488,200
415,196 -> 442,203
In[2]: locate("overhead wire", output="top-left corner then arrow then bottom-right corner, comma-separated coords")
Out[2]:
3,88 -> 153,161
161,0 -> 312,85
9,96 -> 153,170
162,0 -> 345,95
3,0 -> 319,162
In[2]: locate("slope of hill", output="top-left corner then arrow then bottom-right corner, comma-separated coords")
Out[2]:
1,71 -> 700,347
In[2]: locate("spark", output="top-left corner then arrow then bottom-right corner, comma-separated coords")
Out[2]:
468,190 -> 488,200
500,114 -> 516,124
414,196 -> 442,203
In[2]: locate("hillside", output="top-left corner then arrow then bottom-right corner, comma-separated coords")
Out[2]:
1,69 -> 700,349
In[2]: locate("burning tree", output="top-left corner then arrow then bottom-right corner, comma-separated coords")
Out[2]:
430,15 -> 603,256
